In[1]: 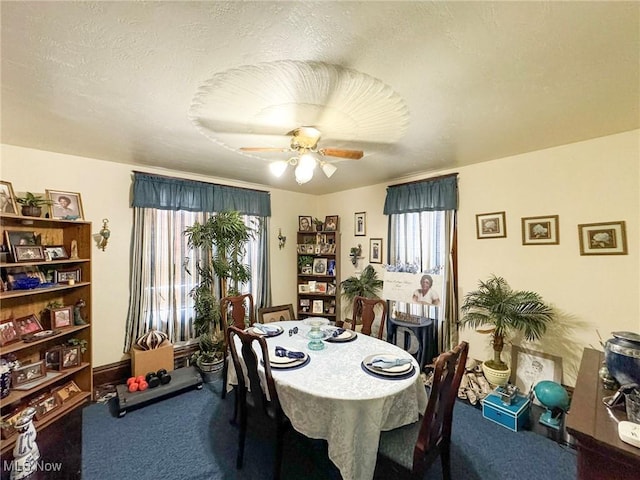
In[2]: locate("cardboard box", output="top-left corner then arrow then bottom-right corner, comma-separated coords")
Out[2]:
130,340 -> 174,377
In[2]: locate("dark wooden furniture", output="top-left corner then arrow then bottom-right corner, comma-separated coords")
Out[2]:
376,341 -> 469,480
566,348 -> 640,480
257,304 -> 295,323
386,315 -> 436,371
220,293 -> 255,400
349,296 -> 387,340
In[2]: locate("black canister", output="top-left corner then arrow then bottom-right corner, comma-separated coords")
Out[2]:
604,331 -> 640,386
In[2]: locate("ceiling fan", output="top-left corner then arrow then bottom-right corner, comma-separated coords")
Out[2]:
239,126 -> 364,184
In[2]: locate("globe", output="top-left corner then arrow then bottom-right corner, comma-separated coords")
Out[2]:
533,380 -> 570,430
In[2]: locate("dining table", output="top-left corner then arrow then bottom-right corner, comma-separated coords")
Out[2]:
226,319 -> 429,480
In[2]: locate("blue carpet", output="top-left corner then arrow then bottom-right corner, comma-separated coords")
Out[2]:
82,381 -> 576,479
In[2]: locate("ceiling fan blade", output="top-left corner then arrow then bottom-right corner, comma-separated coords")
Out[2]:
239,147 -> 290,153
319,148 -> 364,160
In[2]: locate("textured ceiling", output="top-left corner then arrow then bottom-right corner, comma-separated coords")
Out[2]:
1,2 -> 638,194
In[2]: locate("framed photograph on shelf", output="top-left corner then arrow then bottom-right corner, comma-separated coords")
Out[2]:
45,189 -> 84,220
1,407 -> 26,439
522,215 -> 559,245
298,216 -> 313,232
511,346 -> 563,405
298,284 -> 310,294
14,245 -> 45,262
0,180 -> 19,215
578,221 -> 627,256
4,230 -> 38,253
50,306 -> 73,329
312,258 -> 327,275
327,283 -> 336,295
54,268 -> 81,284
11,360 -> 46,387
30,393 -> 59,421
355,212 -> 366,236
61,346 -> 81,369
312,300 -> 324,314
53,381 -> 81,404
13,314 -> 44,337
0,318 -> 20,346
44,347 -> 62,370
43,245 -> 69,260
324,215 -> 339,231
369,238 -> 383,264
316,282 -> 327,294
476,211 -> 506,239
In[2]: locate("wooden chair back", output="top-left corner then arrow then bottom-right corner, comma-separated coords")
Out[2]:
351,296 -> 387,339
221,293 -> 255,329
257,304 -> 296,323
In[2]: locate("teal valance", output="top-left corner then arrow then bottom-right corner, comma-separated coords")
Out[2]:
383,175 -> 458,214
132,172 -> 271,217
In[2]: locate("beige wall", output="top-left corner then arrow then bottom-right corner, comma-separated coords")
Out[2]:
2,129 -> 638,385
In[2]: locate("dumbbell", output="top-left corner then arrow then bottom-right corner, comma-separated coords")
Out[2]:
145,371 -> 161,388
156,368 -> 171,385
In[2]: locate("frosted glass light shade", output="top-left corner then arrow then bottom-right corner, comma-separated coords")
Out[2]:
321,162 -> 337,178
269,160 -> 289,177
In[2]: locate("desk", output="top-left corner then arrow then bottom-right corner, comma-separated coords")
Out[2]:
565,348 -> 640,480
386,316 -> 435,370
227,321 -> 428,480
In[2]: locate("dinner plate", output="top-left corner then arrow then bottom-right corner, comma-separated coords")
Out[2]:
265,353 -> 310,370
269,348 -> 303,364
324,328 -> 357,343
362,354 -> 413,376
248,325 -> 284,337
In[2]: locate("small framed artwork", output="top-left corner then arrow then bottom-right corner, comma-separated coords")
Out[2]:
299,299 -> 310,308
1,407 -> 26,439
13,314 -> 44,337
0,181 -> 19,215
13,245 -> 45,262
327,283 -> 336,296
521,215 -> 559,246
312,300 -> 324,314
316,282 -> 327,294
298,216 -> 313,232
511,346 -> 563,405
46,190 -> 84,220
54,381 -> 82,404
50,306 -> 73,329
54,268 -> 81,284
298,284 -> 310,294
12,360 -> 46,387
61,346 -> 81,369
324,215 -> 339,232
30,393 -> 59,421
258,305 -> 296,323
355,212 -> 366,236
43,245 -> 69,260
476,211 -> 506,239
44,347 -> 62,370
370,238 -> 383,264
0,318 -> 20,346
578,221 -> 628,256
312,258 -> 328,275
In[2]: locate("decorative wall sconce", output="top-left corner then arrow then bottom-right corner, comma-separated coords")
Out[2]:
277,228 -> 286,250
350,244 -> 363,267
98,218 -> 111,251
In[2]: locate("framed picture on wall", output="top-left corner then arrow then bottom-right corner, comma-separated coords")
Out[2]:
578,221 -> 627,255
521,215 -> 559,245
355,212 -> 366,236
369,238 -> 383,264
476,211 -> 506,239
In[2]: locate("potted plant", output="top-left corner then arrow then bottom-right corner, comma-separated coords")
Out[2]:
312,217 -> 324,231
340,265 -> 384,325
16,192 -> 52,217
460,275 -> 555,386
298,255 -> 313,273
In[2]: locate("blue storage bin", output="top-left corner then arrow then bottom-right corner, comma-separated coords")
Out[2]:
482,391 -> 530,432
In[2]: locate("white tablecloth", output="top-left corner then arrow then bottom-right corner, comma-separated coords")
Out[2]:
226,320 -> 428,480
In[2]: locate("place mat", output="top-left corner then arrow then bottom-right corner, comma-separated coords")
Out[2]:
248,325 -> 284,337
262,355 -> 310,370
324,329 -> 357,343
360,362 -> 416,380
362,354 -> 413,375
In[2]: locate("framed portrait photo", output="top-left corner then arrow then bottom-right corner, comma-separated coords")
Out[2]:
0,180 -> 19,215
369,238 -> 383,264
354,212 -> 366,236
521,215 -> 559,246
511,346 -> 563,405
50,306 -> 73,329
312,258 -> 327,276
30,393 -> 59,421
44,347 -> 62,370
14,245 -> 45,262
4,230 -> 38,254
324,215 -> 339,232
476,211 -> 506,239
312,300 -> 324,314
298,284 -> 310,294
13,314 -> 44,337
54,381 -> 81,404
54,268 -> 81,284
0,318 -> 20,346
12,360 -> 46,387
43,245 -> 69,261
61,346 -> 81,369
298,216 -> 313,232
45,189 -> 84,220
578,221 -> 628,256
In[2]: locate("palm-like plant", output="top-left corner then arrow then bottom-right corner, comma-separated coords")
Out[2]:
460,275 -> 554,370
340,265 -> 383,319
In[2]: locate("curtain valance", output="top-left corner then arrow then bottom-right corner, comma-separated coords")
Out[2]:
132,172 -> 271,217
383,175 -> 458,214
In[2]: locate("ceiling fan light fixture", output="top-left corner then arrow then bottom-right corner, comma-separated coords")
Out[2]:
269,160 -> 289,177
321,162 -> 337,178
294,162 -> 314,184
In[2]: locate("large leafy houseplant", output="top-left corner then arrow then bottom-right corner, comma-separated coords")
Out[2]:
340,265 -> 383,320
460,275 -> 554,380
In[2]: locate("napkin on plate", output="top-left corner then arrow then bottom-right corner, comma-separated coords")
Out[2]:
367,357 -> 412,369
331,328 -> 346,338
275,346 -> 305,359
252,323 -> 279,334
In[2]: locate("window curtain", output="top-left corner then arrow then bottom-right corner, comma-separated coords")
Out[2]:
384,175 -> 458,354
124,173 -> 271,352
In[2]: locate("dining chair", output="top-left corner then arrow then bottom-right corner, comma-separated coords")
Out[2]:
375,341 -> 469,480
349,296 -> 387,340
257,304 -> 296,323
221,293 -> 255,400
226,325 -> 290,480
